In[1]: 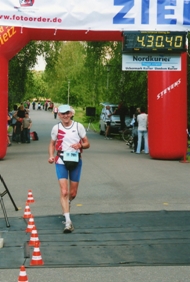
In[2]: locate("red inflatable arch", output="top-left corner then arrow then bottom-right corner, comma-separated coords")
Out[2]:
0,27 -> 187,160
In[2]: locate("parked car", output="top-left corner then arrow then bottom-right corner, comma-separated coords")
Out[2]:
99,102 -> 131,135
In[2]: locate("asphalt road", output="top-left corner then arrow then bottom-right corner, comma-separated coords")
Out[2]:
1,108 -> 190,281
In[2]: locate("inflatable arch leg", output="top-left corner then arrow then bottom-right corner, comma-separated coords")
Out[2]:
0,56 -> 8,159
0,27 -> 30,159
148,52 -> 187,159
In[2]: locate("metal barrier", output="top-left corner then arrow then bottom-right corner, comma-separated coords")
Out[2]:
0,175 -> 18,227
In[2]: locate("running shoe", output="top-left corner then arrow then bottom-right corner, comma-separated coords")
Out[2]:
63,221 -> 74,233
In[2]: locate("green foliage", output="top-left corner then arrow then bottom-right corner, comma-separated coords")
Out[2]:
25,71 -> 48,100
8,39 -> 148,114
8,41 -> 60,108
43,41 -> 87,105
72,106 -> 100,131
82,41 -> 147,109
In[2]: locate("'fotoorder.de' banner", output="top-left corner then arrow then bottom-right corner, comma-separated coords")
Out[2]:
0,0 -> 190,31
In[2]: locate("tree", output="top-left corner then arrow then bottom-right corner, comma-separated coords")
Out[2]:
44,41 -> 87,105
25,71 -> 48,101
16,40 -> 147,112
8,40 -> 61,107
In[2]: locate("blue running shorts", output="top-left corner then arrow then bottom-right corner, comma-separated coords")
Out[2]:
55,159 -> 82,182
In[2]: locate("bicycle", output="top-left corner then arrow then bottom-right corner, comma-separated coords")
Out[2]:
121,127 -> 134,148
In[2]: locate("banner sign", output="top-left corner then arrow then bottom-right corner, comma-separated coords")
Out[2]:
0,0 -> 190,31
122,54 -> 181,71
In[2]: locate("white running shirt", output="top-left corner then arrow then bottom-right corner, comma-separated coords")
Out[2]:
51,121 -> 86,164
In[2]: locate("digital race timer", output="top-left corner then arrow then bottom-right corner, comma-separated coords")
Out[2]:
122,31 -> 187,53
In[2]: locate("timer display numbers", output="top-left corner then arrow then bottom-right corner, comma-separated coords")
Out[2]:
123,31 -> 187,53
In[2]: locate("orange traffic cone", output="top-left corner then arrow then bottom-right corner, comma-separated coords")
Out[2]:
30,242 -> 44,266
18,265 -> 28,282
28,226 -> 40,246
26,190 -> 35,203
25,214 -> 35,233
23,202 -> 31,219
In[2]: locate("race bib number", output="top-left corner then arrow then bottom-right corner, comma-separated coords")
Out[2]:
63,151 -> 79,162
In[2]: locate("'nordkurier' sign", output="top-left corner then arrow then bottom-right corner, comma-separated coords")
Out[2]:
0,0 -> 189,31
122,54 -> 181,71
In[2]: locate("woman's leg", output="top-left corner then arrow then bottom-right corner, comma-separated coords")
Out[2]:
136,130 -> 142,153
144,131 -> 149,153
59,178 -> 70,214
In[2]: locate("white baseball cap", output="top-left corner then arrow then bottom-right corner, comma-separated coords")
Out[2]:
58,105 -> 71,113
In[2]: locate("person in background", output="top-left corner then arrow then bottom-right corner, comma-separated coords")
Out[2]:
48,104 -> 90,233
22,112 -> 32,143
53,106 -> 58,119
32,101 -> 36,110
118,101 -> 127,132
41,100 -> 45,110
14,117 -> 23,144
37,102 -> 41,110
131,107 -> 141,153
23,101 -> 28,109
49,102 -> 54,111
45,101 -> 48,111
10,105 -> 18,142
7,114 -> 12,147
136,106 -> 149,154
112,101 -> 128,133
14,104 -> 27,143
17,104 -> 27,118
26,100 -> 30,109
104,105 -> 112,140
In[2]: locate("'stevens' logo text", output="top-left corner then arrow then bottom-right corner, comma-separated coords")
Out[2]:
157,79 -> 181,100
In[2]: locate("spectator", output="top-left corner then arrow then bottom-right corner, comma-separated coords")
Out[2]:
32,101 -> 36,110
14,104 -> 27,142
113,101 -> 128,132
14,117 -> 23,144
131,107 -> 141,153
17,104 -> 27,118
7,114 -> 12,147
22,112 -> 32,143
26,100 -> 30,109
41,100 -> 45,110
136,106 -> 149,154
53,106 -> 58,119
45,101 -> 48,111
104,105 -> 112,140
10,105 -> 18,142
48,102 -> 54,111
37,102 -> 41,110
